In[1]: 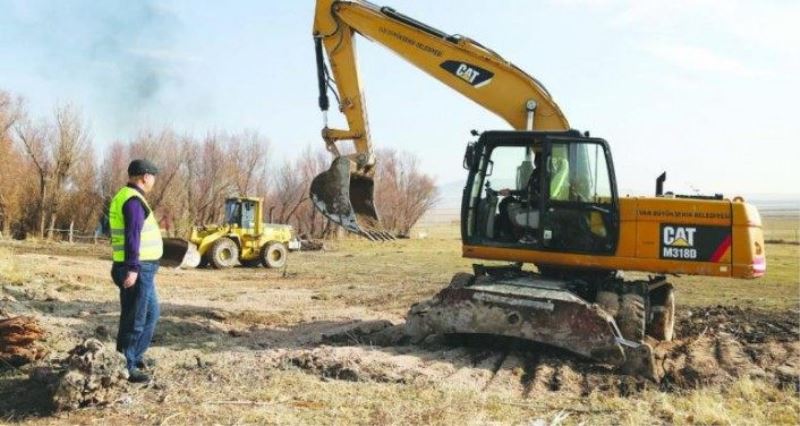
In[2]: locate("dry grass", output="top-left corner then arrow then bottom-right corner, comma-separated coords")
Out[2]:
0,217 -> 797,424
763,216 -> 800,244
0,247 -> 31,286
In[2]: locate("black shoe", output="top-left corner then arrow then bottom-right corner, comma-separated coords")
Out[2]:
128,368 -> 151,384
135,358 -> 156,370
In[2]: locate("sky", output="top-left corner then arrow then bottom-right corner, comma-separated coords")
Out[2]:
1,0 -> 799,198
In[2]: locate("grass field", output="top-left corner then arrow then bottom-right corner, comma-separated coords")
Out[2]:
0,215 -> 797,424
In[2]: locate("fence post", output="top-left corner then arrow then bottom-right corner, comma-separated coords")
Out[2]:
69,221 -> 74,244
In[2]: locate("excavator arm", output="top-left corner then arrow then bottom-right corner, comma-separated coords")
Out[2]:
311,0 -> 569,238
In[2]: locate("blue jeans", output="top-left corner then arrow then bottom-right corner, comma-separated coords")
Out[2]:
111,261 -> 160,371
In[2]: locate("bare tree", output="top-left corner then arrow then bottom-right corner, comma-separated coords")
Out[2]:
14,117 -> 52,238
58,144 -> 102,233
1,89 -> 437,243
0,91 -> 24,236
374,148 -> 439,236
265,146 -> 331,234
98,141 -> 129,201
228,130 -> 270,196
47,104 -> 90,238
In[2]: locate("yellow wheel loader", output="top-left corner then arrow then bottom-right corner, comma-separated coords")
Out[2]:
310,0 -> 766,379
162,197 -> 300,269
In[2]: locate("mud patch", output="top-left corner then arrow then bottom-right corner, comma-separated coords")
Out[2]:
266,306 -> 800,397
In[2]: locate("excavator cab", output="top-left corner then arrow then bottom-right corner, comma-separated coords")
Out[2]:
408,130 -> 658,378
463,130 -> 619,255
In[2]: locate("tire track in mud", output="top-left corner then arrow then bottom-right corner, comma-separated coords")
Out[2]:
265,306 -> 800,397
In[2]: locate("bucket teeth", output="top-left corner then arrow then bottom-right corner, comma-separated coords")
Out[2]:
310,157 -> 398,241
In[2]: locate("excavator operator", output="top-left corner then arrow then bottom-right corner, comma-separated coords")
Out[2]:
497,152 -> 543,244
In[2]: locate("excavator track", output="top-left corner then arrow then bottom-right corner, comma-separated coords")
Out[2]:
405,266 -> 668,379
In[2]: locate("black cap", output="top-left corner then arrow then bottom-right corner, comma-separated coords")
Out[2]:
127,159 -> 159,176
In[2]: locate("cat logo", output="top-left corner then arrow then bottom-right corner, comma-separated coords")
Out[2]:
662,226 -> 697,259
439,60 -> 494,88
456,64 -> 479,83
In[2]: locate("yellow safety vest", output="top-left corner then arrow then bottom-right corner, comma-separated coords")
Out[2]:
109,186 -> 163,262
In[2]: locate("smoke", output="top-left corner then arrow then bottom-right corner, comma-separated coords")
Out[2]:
5,0 -> 183,136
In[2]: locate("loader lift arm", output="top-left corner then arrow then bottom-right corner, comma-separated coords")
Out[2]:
311,0 -> 569,237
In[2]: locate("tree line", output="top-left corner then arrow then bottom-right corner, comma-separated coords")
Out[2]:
0,90 -> 438,240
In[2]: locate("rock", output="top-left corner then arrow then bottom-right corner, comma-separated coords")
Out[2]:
228,328 -> 247,337
207,309 -> 229,321
300,239 -> 325,251
50,338 -> 129,411
94,325 -> 111,340
44,290 -> 65,302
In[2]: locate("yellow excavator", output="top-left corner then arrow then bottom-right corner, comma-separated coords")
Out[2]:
310,0 -> 766,377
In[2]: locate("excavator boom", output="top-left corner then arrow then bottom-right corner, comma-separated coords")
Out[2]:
311,0 -> 569,238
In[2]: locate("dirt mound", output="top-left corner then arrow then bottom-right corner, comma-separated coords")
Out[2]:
676,305 -> 798,343
45,339 -> 129,411
265,307 -> 800,397
659,306 -> 799,391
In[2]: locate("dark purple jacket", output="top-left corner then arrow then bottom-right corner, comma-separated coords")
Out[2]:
120,184 -> 150,273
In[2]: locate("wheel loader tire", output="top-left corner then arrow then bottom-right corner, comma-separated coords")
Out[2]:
617,293 -> 646,342
595,291 -> 620,317
261,242 -> 287,268
210,238 -> 239,269
647,284 -> 675,341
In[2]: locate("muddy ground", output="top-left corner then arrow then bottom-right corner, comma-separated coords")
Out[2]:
260,305 -> 800,397
0,233 -> 798,424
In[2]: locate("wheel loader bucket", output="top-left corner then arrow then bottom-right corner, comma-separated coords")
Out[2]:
310,157 -> 395,241
161,238 -> 201,268
406,273 -> 657,379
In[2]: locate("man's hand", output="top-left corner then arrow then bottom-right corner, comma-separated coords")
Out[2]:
123,271 -> 138,288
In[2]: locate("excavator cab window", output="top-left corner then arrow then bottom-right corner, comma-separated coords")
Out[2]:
465,141 -> 545,246
541,138 -> 618,254
462,132 -> 618,255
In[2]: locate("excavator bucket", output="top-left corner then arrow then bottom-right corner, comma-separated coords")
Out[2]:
310,157 -> 395,241
406,272 -> 657,379
161,238 -> 201,268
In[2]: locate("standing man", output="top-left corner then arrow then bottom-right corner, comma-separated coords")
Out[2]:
108,159 -> 163,383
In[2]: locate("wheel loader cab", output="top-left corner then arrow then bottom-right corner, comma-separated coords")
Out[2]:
462,131 -> 619,255
224,198 -> 257,231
